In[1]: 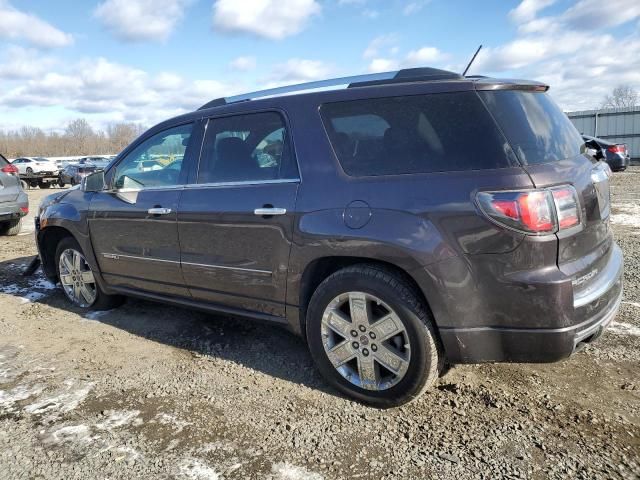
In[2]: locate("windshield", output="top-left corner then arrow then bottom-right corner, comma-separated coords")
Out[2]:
479,90 -> 584,165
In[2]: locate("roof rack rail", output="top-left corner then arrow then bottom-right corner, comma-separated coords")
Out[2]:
198,67 -> 463,111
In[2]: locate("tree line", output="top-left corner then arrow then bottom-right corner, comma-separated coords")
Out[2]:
0,119 -> 146,159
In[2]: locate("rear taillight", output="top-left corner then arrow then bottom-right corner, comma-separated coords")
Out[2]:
607,145 -> 625,154
1,164 -> 18,175
477,185 -> 581,235
20,206 -> 28,214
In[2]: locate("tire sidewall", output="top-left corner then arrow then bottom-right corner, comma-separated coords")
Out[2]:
306,269 -> 438,407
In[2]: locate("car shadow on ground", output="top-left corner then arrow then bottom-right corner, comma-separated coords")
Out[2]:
0,256 -> 338,398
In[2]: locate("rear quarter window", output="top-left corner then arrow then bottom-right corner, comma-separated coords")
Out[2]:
479,90 -> 584,165
320,91 -> 519,177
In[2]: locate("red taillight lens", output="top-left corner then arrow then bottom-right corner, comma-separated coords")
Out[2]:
20,206 -> 28,214
1,164 -> 18,175
607,145 -> 625,154
551,187 -> 580,229
477,185 -> 580,235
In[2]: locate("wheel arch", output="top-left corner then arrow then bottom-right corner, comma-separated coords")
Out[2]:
38,226 -> 75,280
297,256 -> 438,337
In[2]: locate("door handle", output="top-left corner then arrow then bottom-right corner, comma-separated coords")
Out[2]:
254,207 -> 287,216
147,207 -> 172,215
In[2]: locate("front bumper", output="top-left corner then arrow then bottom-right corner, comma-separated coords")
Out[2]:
439,244 -> 623,364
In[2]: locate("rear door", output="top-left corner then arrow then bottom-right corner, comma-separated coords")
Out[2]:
178,111 -> 299,318
89,123 -> 198,297
0,154 -> 20,204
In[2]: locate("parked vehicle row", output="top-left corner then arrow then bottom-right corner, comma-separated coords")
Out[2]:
32,68 -> 623,406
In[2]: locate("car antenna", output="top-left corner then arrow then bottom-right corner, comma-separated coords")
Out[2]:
462,44 -> 482,76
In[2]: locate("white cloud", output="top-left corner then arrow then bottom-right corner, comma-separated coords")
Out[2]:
0,46 -> 57,79
562,0 -> 640,30
267,58 -> 333,85
363,34 -> 398,59
94,0 -> 193,42
0,1 -> 73,48
229,56 -> 257,72
367,45 -> 447,72
403,1 -> 429,16
509,0 -> 556,24
367,58 -> 399,73
212,0 -> 321,39
405,47 -> 445,66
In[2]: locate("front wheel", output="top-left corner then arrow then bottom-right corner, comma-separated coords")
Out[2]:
26,167 -> 33,175
55,237 -> 124,310
306,265 -> 441,408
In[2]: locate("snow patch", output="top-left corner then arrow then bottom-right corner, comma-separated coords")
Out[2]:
622,301 -> 640,309
0,384 -> 45,412
0,273 -> 56,303
20,292 -> 46,304
178,458 -> 221,480
25,379 -> 93,418
609,321 -> 640,336
83,310 -> 112,322
611,203 -> 640,231
42,424 -> 94,447
271,462 -> 324,480
96,410 -> 142,430
155,412 -> 192,433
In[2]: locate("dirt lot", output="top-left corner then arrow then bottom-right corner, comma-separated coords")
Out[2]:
1,172 -> 639,480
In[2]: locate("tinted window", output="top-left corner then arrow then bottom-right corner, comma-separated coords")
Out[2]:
112,123 -> 193,190
479,91 -> 584,165
198,112 -> 296,183
321,92 -> 518,176
0,156 -> 9,167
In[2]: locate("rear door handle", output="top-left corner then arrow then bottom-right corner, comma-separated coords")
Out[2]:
147,207 -> 172,215
254,207 -> 287,216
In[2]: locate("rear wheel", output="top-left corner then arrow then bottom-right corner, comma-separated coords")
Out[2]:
57,177 -> 65,188
26,167 -> 33,175
0,218 -> 22,236
55,237 -> 124,310
306,265 -> 441,407
39,181 -> 51,189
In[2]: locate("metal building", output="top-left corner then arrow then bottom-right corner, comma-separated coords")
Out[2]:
567,106 -> 640,164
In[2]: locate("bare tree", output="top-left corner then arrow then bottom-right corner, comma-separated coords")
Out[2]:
0,118 -> 146,159
601,84 -> 639,109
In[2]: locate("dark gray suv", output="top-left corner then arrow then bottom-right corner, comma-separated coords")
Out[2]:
35,68 -> 623,406
0,154 -> 28,235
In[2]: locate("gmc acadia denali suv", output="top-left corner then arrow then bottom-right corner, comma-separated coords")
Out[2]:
35,68 -> 623,407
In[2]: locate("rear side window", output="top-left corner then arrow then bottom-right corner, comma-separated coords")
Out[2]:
320,92 -> 519,176
198,111 -> 297,184
479,91 -> 584,165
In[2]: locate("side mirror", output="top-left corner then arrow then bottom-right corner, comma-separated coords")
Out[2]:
82,170 -> 105,192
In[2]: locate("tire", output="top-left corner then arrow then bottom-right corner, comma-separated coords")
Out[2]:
39,182 -> 51,189
0,218 -> 22,236
20,180 -> 28,190
70,178 -> 76,186
55,236 -> 124,311
26,167 -> 33,175
306,264 -> 441,408
57,177 -> 65,188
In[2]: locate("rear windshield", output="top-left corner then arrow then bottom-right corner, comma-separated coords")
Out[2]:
479,91 -> 584,165
78,167 -> 96,173
321,92 -> 519,176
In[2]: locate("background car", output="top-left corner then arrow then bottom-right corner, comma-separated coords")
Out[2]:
0,153 -> 28,235
77,156 -> 111,169
11,157 -> 59,175
583,135 -> 631,172
58,164 -> 98,187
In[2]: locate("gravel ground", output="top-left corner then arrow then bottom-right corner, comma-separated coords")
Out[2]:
0,171 -> 639,480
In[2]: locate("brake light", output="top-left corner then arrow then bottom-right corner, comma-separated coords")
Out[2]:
1,164 -> 18,175
477,185 -> 580,235
20,206 -> 28,214
607,145 -> 625,154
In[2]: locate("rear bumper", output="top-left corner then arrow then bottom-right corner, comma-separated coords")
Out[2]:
439,244 -> 623,363
0,195 -> 28,222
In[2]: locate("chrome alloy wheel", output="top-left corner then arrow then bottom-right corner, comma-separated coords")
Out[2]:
320,292 -> 411,391
58,248 -> 97,307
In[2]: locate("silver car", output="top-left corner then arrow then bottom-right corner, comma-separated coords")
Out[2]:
0,154 -> 28,235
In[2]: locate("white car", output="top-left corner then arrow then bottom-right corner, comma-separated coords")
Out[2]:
11,157 -> 59,175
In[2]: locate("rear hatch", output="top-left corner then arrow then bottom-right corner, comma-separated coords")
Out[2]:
478,89 -> 615,304
0,155 -> 20,204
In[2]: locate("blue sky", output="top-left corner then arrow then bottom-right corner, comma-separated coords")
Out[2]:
1,0 -> 639,131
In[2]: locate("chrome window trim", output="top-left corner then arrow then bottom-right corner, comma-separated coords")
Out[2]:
185,178 -> 300,189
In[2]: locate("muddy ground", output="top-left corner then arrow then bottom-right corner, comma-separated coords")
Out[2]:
0,171 -> 639,480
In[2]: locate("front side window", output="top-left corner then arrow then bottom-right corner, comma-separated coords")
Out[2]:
321,92 -> 519,176
112,123 -> 193,190
198,112 -> 296,183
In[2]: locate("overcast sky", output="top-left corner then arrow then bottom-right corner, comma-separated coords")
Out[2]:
1,0 -> 639,132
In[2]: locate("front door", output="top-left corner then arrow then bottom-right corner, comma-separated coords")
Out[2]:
89,122 -> 197,297
178,111 -> 299,318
